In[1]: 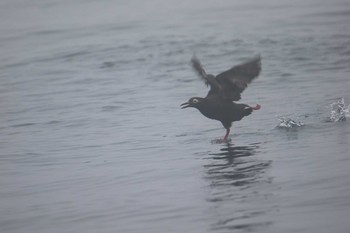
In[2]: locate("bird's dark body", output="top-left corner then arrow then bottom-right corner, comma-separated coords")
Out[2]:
195,98 -> 252,129
181,55 -> 261,141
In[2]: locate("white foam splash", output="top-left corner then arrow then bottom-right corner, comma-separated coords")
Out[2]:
277,117 -> 304,129
329,98 -> 350,122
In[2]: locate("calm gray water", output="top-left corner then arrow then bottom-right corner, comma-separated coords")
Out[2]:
1,0 -> 350,232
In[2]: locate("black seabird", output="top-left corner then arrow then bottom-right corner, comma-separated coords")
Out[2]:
181,55 -> 261,142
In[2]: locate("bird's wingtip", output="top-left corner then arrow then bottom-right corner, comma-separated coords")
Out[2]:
254,54 -> 261,62
191,54 -> 199,63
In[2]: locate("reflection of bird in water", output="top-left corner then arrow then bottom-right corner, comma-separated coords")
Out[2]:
203,143 -> 273,231
204,143 -> 270,188
181,56 -> 261,142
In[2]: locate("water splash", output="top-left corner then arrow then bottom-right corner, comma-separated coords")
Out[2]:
329,98 -> 350,122
277,117 -> 305,129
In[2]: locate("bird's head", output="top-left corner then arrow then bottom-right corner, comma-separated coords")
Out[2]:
180,97 -> 204,109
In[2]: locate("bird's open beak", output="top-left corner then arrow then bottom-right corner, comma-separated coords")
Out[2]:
180,102 -> 191,109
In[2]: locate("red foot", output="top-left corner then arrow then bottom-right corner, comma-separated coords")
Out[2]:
251,104 -> 261,110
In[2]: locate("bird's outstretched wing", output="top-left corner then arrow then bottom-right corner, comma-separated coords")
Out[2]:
215,55 -> 261,101
191,56 -> 220,91
191,56 -> 207,82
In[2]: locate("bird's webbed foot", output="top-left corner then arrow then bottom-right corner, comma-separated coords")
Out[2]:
211,128 -> 231,144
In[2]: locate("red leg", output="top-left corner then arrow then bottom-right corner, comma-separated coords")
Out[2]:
223,128 -> 230,141
251,104 -> 261,110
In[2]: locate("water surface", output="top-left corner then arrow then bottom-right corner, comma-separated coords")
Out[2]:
1,0 -> 350,232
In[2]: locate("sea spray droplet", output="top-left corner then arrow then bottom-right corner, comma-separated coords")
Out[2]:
277,118 -> 305,129
329,98 -> 350,122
